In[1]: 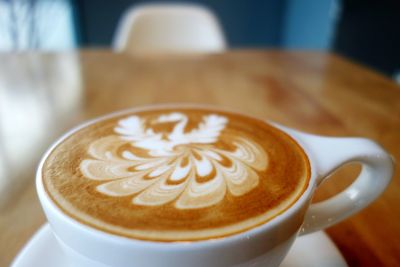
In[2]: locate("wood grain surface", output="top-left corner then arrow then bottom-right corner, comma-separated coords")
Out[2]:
0,50 -> 399,267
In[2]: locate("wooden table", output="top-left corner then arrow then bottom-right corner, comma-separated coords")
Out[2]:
1,50 -> 399,266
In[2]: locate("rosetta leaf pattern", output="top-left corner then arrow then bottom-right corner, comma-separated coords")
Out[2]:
80,113 -> 268,209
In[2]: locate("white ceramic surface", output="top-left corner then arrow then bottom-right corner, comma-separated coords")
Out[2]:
35,105 -> 394,267
11,224 -> 348,267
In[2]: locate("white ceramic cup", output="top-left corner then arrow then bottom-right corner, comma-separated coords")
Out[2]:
36,107 -> 394,267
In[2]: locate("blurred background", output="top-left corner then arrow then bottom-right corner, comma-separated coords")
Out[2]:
0,0 -> 399,80
1,2 -> 400,267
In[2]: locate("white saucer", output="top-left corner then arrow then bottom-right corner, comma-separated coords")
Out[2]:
11,224 -> 348,267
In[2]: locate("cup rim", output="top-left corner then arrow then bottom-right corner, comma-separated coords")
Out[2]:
36,103 -> 317,249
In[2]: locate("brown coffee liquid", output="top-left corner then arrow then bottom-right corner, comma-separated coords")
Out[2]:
43,107 -> 310,242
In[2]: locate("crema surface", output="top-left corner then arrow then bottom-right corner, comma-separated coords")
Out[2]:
43,107 -> 310,241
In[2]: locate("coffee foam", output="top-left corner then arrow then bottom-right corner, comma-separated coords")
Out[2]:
80,113 -> 267,209
43,108 -> 310,241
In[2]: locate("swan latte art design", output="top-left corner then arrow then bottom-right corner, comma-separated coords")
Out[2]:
80,113 -> 267,209
42,107 -> 310,242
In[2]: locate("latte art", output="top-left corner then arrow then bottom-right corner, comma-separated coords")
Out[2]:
80,113 -> 267,209
43,107 -> 310,242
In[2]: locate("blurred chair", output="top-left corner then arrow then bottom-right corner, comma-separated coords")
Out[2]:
113,4 -> 226,54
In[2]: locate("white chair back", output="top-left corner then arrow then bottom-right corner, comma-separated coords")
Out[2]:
113,4 -> 226,54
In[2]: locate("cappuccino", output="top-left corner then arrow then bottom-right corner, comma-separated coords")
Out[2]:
43,107 -> 310,241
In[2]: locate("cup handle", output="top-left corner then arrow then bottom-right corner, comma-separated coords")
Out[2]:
284,129 -> 394,235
